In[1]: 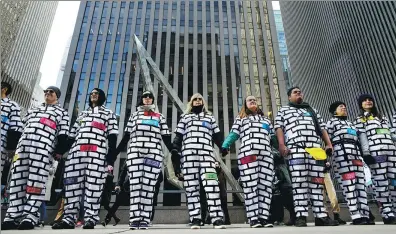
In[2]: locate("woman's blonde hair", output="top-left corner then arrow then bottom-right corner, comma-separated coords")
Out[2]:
238,96 -> 263,118
184,93 -> 211,114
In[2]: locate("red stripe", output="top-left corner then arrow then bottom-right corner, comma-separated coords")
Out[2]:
26,186 -> 42,194
311,177 -> 324,184
40,118 -> 56,129
144,111 -> 161,117
80,144 -> 98,152
352,160 -> 363,166
240,155 -> 257,165
342,172 -> 356,180
91,121 -> 106,131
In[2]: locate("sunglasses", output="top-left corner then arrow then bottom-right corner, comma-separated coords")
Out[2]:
90,91 -> 99,95
44,90 -> 55,94
142,94 -> 153,99
247,98 -> 256,102
193,97 -> 203,101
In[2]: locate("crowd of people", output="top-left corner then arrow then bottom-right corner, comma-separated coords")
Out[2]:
1,81 -> 396,230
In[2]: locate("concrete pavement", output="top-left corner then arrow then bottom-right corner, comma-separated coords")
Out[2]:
1,223 -> 392,234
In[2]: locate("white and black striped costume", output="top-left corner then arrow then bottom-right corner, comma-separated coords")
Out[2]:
225,115 -> 274,223
354,113 -> 396,219
1,97 -> 23,172
61,106 -> 118,226
274,105 -> 328,218
4,103 -> 70,225
123,108 -> 170,224
174,112 -> 224,223
326,117 -> 370,221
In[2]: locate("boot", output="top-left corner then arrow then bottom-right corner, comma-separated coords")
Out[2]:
18,221 -> 35,230
52,221 -> 75,229
1,221 -> 19,230
101,217 -> 111,227
113,215 -> 121,226
315,216 -> 339,226
82,221 -> 95,229
334,213 -> 347,225
294,216 -> 307,227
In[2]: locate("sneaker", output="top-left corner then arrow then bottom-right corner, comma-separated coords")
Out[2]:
82,221 -> 95,229
18,221 -> 35,230
1,221 -> 19,230
315,216 -> 339,226
129,221 -> 139,230
250,220 -> 262,228
383,217 -> 396,225
259,218 -> 274,228
139,222 -> 149,230
213,219 -> 226,229
295,217 -> 307,227
351,218 -> 366,225
52,221 -> 75,229
285,218 -> 295,226
190,218 -> 201,229
334,213 -> 347,225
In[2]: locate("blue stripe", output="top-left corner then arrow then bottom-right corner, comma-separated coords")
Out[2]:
289,158 -> 305,165
144,158 -> 161,168
1,115 -> 8,123
347,128 -> 357,136
141,119 -> 159,127
391,179 -> 396,187
262,123 -> 270,131
64,177 -> 78,185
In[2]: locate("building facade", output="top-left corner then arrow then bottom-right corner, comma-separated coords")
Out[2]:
60,0 -> 288,205
30,72 -> 45,109
1,1 -> 58,112
280,1 -> 396,120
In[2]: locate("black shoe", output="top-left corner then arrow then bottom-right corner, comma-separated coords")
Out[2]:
351,218 -> 366,225
102,217 -> 111,227
113,216 -> 121,226
82,221 -> 95,229
129,221 -> 139,230
213,219 -> 226,229
190,218 -> 201,229
258,218 -> 274,228
334,213 -> 347,225
224,220 -> 231,225
18,221 -> 35,230
315,216 -> 339,226
295,217 -> 307,227
52,221 -> 75,229
1,221 -> 19,230
383,217 -> 396,225
250,220 -> 262,228
362,217 -> 375,225
139,221 -> 149,230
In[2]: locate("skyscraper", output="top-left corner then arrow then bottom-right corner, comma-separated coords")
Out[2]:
60,0 -> 288,205
1,1 -> 58,112
280,1 -> 396,120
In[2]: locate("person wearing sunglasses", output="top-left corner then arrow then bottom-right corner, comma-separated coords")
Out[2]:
221,95 -> 275,228
171,93 -> 226,229
52,88 -> 118,230
354,94 -> 396,225
274,87 -> 338,227
109,90 -> 172,230
2,86 -> 70,230
1,82 -> 23,181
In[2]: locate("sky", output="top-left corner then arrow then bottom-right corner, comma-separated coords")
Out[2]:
39,1 -> 80,89
39,1 -> 280,89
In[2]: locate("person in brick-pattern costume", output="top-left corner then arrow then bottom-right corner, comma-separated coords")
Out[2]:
171,93 -> 225,229
222,95 -> 274,228
326,101 -> 371,225
274,87 -> 338,227
354,94 -> 396,225
112,91 -> 172,230
52,88 -> 118,230
2,86 -> 70,230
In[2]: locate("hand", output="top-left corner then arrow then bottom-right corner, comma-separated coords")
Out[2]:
49,167 -> 56,175
107,165 -> 114,173
171,149 -> 180,156
279,144 -> 290,157
325,162 -> 331,168
221,148 -> 229,157
325,145 -> 333,156
176,173 -> 184,181
115,186 -> 121,193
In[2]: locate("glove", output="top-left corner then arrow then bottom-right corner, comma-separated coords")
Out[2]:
221,148 -> 229,157
171,149 -> 181,175
115,186 -> 121,194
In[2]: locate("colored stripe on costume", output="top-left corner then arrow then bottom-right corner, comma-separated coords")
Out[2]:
347,128 -> 357,136
311,177 -> 324,184
391,179 -> 396,187
342,172 -> 356,180
80,144 -> 98,152
13,154 -> 19,162
205,173 -> 218,180
374,155 -> 387,163
262,123 -> 270,131
141,119 -> 159,127
144,111 -> 161,118
1,115 -> 9,123
240,155 -> 257,165
26,186 -> 42,194
375,128 -> 390,135
352,160 -> 363,166
289,158 -> 305,165
64,177 -> 78,185
144,158 -> 161,168
40,117 -> 57,129
91,121 -> 106,131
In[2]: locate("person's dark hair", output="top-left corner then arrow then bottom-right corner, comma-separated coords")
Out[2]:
1,82 -> 12,96
287,86 -> 300,97
358,94 -> 382,119
89,88 -> 106,107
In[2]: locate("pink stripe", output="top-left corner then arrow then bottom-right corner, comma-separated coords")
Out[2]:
240,155 -> 257,165
80,144 -> 98,152
40,118 -> 56,129
91,121 -> 106,131
342,172 -> 356,180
